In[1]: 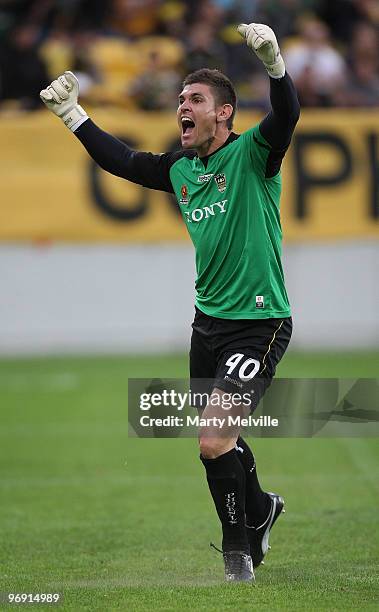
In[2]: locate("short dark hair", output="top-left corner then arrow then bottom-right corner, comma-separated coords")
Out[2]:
182,68 -> 237,130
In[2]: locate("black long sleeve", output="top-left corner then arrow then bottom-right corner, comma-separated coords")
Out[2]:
260,72 -> 300,149
74,119 -> 180,193
259,73 -> 300,178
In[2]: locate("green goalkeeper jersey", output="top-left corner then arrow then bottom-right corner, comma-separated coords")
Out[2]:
75,75 -> 299,321
169,125 -> 291,320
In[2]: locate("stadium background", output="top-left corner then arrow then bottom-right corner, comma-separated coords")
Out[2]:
0,1 -> 378,610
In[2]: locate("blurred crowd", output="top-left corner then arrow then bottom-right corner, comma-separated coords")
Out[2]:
0,0 -> 378,112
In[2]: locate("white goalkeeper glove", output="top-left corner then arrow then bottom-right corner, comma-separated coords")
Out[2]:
237,23 -> 285,79
40,71 -> 88,131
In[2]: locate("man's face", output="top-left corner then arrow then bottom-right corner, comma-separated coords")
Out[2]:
177,83 -> 219,150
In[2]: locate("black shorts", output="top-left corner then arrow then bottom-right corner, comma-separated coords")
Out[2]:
190,307 -> 292,412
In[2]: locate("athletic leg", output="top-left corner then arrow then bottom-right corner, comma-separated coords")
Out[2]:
198,389 -> 249,553
213,316 -> 293,567
235,436 -> 271,526
198,388 -> 254,581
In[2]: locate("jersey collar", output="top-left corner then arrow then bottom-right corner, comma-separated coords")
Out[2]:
198,132 -> 240,169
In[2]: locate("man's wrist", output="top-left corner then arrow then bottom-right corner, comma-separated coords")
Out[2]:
62,104 -> 88,132
265,56 -> 286,79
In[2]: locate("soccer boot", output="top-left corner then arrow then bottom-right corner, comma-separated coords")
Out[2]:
246,492 -> 285,568
223,550 -> 255,583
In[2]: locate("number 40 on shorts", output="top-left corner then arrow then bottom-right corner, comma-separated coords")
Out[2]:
225,353 -> 261,381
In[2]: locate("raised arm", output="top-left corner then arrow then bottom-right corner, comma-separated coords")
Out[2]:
237,23 -> 300,174
259,73 -> 300,151
40,72 -> 175,193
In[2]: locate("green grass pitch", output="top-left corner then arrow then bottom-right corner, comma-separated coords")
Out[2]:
0,352 -> 378,611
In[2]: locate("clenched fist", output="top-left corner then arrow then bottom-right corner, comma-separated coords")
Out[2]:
237,23 -> 285,79
40,71 -> 88,131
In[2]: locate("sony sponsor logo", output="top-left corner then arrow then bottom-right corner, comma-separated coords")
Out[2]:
184,199 -> 228,223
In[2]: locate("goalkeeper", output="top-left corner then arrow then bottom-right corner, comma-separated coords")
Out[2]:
41,23 -> 300,583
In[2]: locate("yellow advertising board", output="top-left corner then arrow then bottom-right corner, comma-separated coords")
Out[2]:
1,109 -> 378,241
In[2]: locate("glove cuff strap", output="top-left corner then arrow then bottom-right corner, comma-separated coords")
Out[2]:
62,104 -> 88,131
265,55 -> 286,79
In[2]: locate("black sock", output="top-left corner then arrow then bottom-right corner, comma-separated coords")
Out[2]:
201,448 -> 249,553
235,436 -> 271,527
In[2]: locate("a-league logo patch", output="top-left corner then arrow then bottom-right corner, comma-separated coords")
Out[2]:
180,184 -> 189,205
214,173 -> 227,193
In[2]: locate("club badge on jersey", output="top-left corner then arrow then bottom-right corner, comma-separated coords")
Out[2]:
214,173 -> 227,193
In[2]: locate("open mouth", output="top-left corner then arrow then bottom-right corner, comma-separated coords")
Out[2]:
181,117 -> 196,137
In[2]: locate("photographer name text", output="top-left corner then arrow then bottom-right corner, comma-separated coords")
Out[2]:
139,415 -> 278,428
